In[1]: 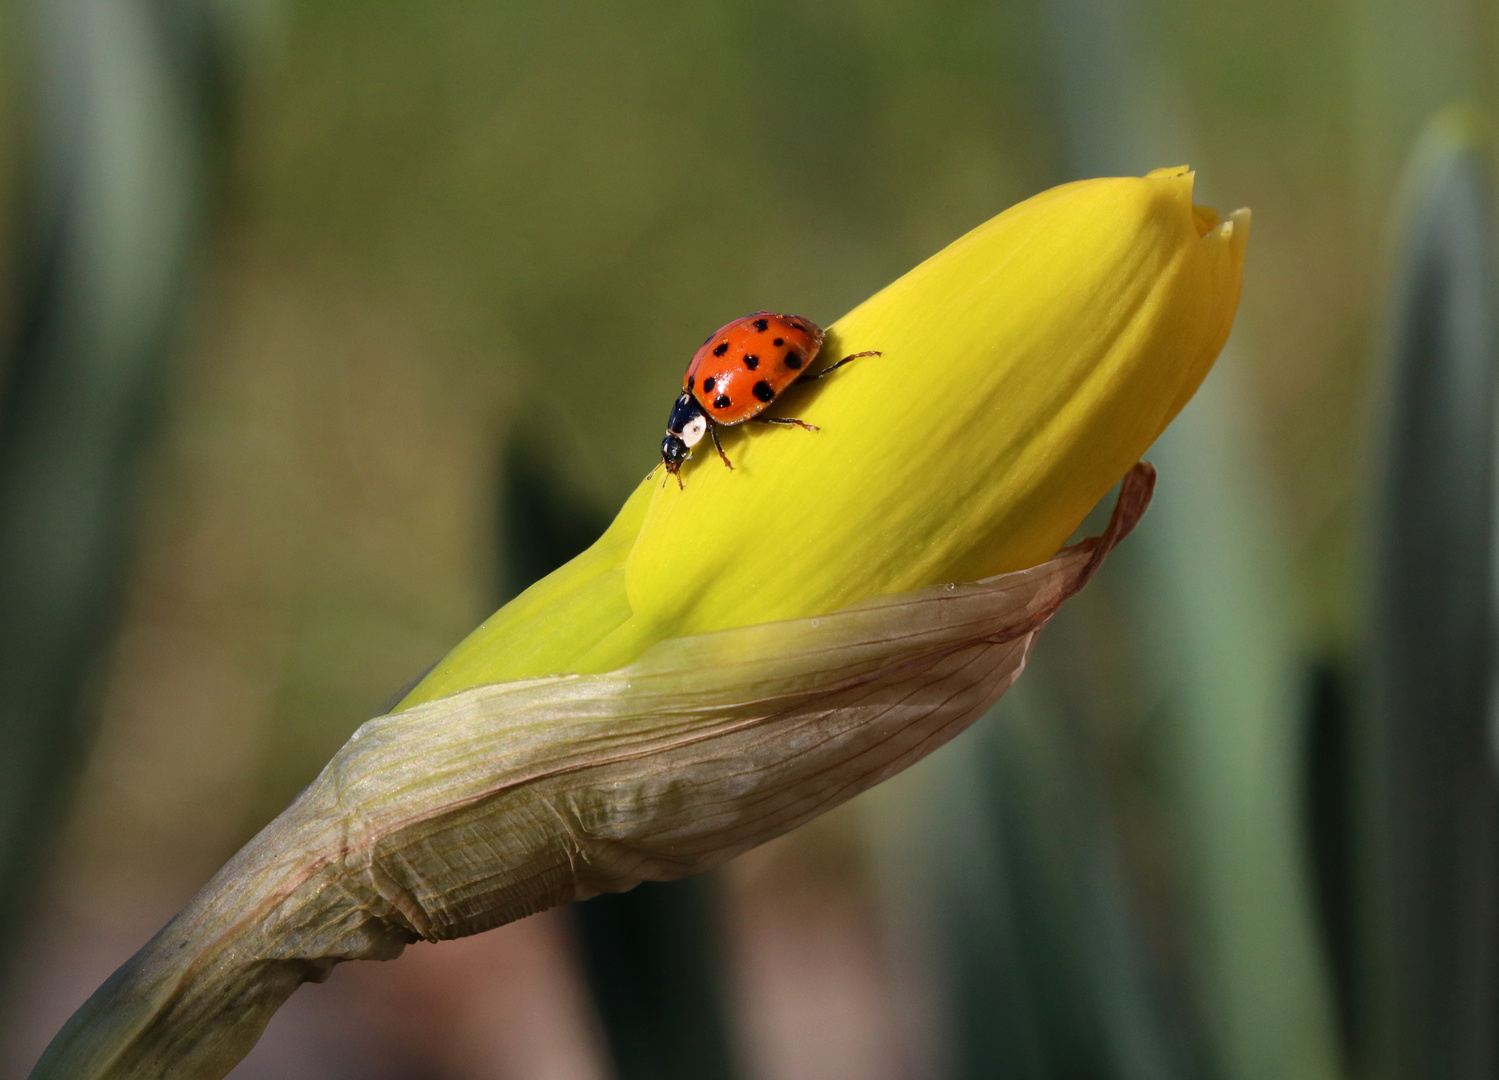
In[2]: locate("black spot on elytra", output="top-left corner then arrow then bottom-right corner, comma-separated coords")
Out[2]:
713,394 -> 731,409
744,354 -> 759,370
788,321 -> 805,332
702,375 -> 716,392
773,337 -> 784,347
753,318 -> 769,332
687,375 -> 695,390
784,350 -> 804,370
753,380 -> 775,402
713,341 -> 729,357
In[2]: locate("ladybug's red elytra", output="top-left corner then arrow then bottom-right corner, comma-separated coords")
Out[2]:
660,312 -> 878,485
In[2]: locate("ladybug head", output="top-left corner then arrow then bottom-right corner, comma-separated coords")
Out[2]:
661,433 -> 690,476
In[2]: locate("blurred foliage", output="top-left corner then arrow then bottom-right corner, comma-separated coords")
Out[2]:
0,1 -> 17,327
1363,113 -> 1499,1080
573,879 -> 739,1080
0,0 -> 235,973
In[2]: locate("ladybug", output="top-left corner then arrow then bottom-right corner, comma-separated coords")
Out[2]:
660,312 -> 878,485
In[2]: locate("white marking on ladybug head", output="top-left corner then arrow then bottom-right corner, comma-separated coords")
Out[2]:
680,413 -> 707,447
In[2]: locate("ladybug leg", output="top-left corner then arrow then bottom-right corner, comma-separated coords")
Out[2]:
753,416 -> 819,432
805,349 -> 881,381
709,421 -> 734,470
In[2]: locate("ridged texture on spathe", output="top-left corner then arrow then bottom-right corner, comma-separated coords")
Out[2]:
33,466 -> 1153,1080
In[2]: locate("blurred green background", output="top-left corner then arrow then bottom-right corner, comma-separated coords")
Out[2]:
2,0 -> 1498,1077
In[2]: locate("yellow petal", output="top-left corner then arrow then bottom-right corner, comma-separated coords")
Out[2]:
410,474 -> 649,699
404,168 -> 1246,704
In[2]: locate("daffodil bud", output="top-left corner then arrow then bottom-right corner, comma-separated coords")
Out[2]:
407,167 -> 1247,704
